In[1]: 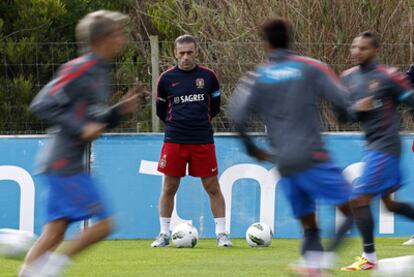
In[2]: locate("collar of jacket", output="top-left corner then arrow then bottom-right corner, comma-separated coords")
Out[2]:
268,49 -> 296,62
359,59 -> 379,73
88,52 -> 111,69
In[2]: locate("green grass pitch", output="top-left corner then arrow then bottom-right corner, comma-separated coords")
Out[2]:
1,238 -> 413,276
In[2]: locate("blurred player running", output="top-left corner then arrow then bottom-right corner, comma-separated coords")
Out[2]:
152,35 -> 232,248
230,18 -> 371,276
19,10 -> 144,277
403,64 -> 414,246
340,31 -> 414,271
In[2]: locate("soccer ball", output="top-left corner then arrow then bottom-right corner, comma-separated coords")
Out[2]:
246,222 -> 273,247
0,228 -> 37,259
171,223 -> 199,248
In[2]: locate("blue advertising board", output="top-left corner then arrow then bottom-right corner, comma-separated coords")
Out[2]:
1,134 -> 414,239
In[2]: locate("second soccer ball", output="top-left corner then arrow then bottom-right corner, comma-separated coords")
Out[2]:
245,222 -> 273,247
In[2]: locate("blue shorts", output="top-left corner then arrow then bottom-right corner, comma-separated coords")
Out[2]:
281,161 -> 352,219
351,150 -> 401,198
44,174 -> 110,224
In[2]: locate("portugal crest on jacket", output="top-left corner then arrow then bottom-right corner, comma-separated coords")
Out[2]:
196,78 -> 205,89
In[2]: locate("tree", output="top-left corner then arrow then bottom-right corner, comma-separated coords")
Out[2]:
0,0 -> 135,133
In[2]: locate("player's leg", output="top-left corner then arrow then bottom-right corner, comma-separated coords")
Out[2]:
377,154 -> 413,218
281,175 -> 327,275
37,174 -> 112,276
201,176 -> 225,218
190,143 -> 231,246
326,203 -> 353,253
22,218 -> 113,277
151,175 -> 181,247
379,152 -> 413,220
341,194 -> 377,271
20,174 -> 72,276
295,161 -> 355,270
288,212 -> 330,276
377,155 -> 414,245
159,175 -> 181,218
62,217 -> 113,257
153,142 -> 187,247
19,219 -> 68,276
296,161 -> 354,252
24,219 -> 68,264
201,175 -> 231,246
299,213 -> 323,254
342,150 -> 395,270
382,189 -> 414,219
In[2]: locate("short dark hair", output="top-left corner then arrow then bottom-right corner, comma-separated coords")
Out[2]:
175,34 -> 198,48
358,31 -> 381,48
260,18 -> 291,49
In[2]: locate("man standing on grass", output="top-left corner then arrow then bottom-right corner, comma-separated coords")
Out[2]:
20,10 -> 143,277
230,17 -> 373,276
152,34 -> 232,248
340,31 -> 414,271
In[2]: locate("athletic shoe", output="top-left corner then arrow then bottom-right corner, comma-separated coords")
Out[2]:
341,256 -> 376,271
216,233 -> 232,247
288,262 -> 332,277
18,264 -> 42,277
151,233 -> 170,248
402,235 -> 414,245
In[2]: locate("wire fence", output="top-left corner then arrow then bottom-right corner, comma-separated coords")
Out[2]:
1,40 -> 414,134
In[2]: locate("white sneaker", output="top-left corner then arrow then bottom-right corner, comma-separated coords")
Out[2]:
19,264 -> 42,277
216,233 -> 232,247
151,233 -> 170,248
402,235 -> 414,246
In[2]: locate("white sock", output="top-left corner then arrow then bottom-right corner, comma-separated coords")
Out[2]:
303,250 -> 324,268
160,217 -> 171,235
40,252 -> 71,276
19,251 -> 52,276
214,217 -> 226,236
321,251 -> 337,269
363,252 -> 377,263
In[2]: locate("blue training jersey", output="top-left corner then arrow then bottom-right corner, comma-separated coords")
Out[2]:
156,65 -> 221,144
230,50 -> 355,176
30,53 -> 122,175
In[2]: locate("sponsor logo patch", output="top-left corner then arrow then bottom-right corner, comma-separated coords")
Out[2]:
174,94 -> 205,104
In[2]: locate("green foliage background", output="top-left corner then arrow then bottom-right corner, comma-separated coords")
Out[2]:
2,0 -> 414,133
0,0 -> 133,133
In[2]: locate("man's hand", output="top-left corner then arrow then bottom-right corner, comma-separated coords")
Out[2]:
80,122 -> 107,141
118,91 -> 139,115
134,81 -> 151,108
355,96 -> 374,112
118,81 -> 150,115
